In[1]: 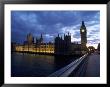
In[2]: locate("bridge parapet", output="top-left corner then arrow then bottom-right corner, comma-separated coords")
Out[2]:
49,53 -> 88,77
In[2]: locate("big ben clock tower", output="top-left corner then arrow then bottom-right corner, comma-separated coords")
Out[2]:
80,21 -> 87,46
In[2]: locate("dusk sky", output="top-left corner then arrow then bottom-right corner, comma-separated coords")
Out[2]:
11,11 -> 100,48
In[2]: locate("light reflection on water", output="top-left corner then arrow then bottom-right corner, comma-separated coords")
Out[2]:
11,52 -> 76,77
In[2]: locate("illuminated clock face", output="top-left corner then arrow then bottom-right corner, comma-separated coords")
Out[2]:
81,29 -> 85,32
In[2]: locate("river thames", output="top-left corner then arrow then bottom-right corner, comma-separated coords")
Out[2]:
11,52 -> 78,77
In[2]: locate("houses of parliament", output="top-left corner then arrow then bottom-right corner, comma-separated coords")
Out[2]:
12,21 -> 88,55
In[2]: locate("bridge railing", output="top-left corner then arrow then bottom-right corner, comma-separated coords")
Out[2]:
49,53 -> 88,77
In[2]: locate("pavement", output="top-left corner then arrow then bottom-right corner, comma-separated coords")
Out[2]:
85,52 -> 100,77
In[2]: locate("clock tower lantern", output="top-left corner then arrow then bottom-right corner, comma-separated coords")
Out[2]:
80,21 -> 87,46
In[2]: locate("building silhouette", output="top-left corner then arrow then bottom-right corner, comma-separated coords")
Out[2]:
36,34 -> 43,44
97,43 -> 100,51
55,32 -> 71,55
80,21 -> 88,51
13,21 -> 88,55
80,21 -> 87,45
54,21 -> 88,55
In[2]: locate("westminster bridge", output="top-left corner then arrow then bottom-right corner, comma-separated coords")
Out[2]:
49,51 -> 100,77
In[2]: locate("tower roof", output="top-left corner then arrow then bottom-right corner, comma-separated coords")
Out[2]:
58,34 -> 59,37
81,21 -> 85,27
68,32 -> 69,35
41,33 -> 43,38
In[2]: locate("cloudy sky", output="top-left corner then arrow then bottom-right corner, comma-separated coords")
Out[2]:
11,11 -> 100,48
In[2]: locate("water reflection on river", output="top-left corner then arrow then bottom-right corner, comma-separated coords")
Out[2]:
11,52 -> 77,77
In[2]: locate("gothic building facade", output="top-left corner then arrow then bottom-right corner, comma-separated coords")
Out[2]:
55,33 -> 71,55
54,21 -> 88,55
13,21 -> 88,55
15,33 -> 54,53
80,21 -> 87,51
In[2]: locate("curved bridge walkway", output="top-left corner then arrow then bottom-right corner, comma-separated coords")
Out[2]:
49,51 -> 100,77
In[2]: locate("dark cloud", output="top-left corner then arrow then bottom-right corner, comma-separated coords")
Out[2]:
11,11 -> 100,45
